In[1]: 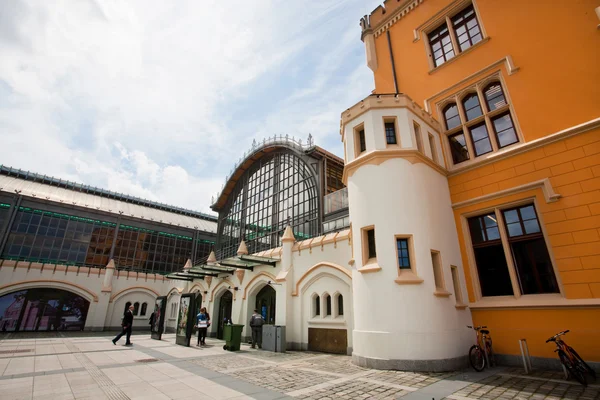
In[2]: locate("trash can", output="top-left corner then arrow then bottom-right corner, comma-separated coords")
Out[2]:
223,324 -> 244,351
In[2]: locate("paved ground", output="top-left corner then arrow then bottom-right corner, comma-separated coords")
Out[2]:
0,332 -> 597,400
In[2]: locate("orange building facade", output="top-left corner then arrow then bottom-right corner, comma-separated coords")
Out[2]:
350,0 -> 600,364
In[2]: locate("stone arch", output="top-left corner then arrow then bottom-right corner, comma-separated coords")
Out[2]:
293,262 -> 351,296
243,271 -> 277,300
109,286 -> 160,303
0,279 -> 98,303
166,287 -> 182,298
188,283 -> 208,295
211,279 -> 236,301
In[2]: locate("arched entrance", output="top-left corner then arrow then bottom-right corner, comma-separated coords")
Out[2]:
195,293 -> 202,315
216,291 -> 233,339
256,285 -> 276,324
0,288 -> 90,332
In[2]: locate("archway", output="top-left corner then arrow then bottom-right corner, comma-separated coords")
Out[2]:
256,285 -> 276,325
195,293 -> 203,316
216,291 -> 233,339
0,289 -> 90,332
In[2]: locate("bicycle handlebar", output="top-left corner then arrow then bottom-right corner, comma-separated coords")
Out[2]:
545,329 -> 569,343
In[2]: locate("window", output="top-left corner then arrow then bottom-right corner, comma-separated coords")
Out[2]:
431,251 -> 446,292
451,5 -> 483,52
428,23 -> 455,67
314,295 -> 320,316
427,4 -> 483,68
428,133 -> 439,163
396,238 -> 411,269
413,122 -> 424,153
140,302 -> 148,316
468,204 -> 558,298
170,302 -> 177,318
451,266 -> 465,305
362,227 -> 377,264
502,205 -> 558,295
354,126 -> 367,157
441,80 -> 518,165
326,295 -> 332,316
133,302 -> 140,316
337,294 -> 344,316
384,120 -> 397,145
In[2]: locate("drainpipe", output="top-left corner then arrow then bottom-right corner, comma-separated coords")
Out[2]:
386,31 -> 399,93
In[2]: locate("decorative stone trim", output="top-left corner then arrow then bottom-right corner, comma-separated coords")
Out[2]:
357,263 -> 382,274
292,262 -> 352,296
109,286 -> 160,303
434,290 -> 452,297
366,0 -> 426,39
210,279 -> 236,301
452,178 -> 560,209
0,279 -> 99,302
242,271 -> 277,300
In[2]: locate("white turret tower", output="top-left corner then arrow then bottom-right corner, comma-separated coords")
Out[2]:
341,94 -> 473,371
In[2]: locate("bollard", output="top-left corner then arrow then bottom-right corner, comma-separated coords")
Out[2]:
518,339 -> 533,374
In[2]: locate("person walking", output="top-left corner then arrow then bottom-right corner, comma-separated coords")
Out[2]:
196,307 -> 210,346
249,309 -> 264,349
113,305 -> 134,346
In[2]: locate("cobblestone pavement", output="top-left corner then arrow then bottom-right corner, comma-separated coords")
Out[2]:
0,331 -> 597,400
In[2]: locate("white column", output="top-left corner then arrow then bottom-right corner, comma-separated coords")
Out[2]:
275,226 -> 295,327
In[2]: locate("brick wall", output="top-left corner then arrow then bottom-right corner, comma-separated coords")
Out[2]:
449,127 -> 600,299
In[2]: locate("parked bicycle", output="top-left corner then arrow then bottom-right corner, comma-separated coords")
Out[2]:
467,325 -> 495,372
546,330 -> 596,386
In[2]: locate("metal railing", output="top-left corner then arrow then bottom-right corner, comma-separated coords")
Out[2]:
324,187 -> 348,214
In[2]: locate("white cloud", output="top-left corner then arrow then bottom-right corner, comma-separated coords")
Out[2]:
0,0 -> 382,213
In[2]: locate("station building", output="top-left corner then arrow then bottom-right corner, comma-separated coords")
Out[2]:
0,0 -> 599,373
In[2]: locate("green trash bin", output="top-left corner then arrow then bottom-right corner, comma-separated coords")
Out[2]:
223,324 -> 244,351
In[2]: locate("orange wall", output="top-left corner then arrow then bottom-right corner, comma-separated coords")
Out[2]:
451,128 -> 600,299
372,0 -> 600,141
471,308 -> 600,361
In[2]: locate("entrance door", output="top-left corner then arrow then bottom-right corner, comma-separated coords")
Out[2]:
216,291 -> 233,339
256,285 -> 276,324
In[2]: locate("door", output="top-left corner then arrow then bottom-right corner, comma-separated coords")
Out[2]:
256,285 -> 276,324
216,291 -> 233,339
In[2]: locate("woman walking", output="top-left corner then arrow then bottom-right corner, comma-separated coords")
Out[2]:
196,307 -> 210,346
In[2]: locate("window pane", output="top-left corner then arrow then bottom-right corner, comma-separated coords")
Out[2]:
396,239 -> 411,269
506,222 -> 523,237
452,5 -> 482,52
511,238 -> 559,295
449,132 -> 469,164
484,83 -> 507,111
504,209 -> 520,224
463,94 -> 482,121
385,122 -> 397,144
473,244 -> 514,297
523,219 -> 540,235
444,104 -> 461,130
338,295 -> 344,316
428,22 -> 455,67
367,229 -> 376,259
492,113 -> 518,148
359,130 -> 366,152
470,123 -> 492,156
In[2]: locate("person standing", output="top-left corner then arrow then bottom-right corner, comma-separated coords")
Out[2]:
149,311 -> 155,333
249,309 -> 264,349
196,307 -> 210,346
113,305 -> 134,346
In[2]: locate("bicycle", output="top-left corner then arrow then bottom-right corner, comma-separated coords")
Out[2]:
467,325 -> 495,372
546,330 -> 596,386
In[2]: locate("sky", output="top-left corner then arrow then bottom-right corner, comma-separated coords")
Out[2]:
0,0 -> 381,214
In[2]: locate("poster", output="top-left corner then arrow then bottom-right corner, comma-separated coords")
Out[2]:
175,293 -> 196,346
151,296 -> 167,340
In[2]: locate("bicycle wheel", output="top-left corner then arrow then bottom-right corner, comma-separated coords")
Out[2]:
559,350 -> 587,386
469,345 -> 486,372
568,346 -> 597,380
485,338 -> 495,367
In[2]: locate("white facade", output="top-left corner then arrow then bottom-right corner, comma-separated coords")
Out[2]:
342,96 -> 473,370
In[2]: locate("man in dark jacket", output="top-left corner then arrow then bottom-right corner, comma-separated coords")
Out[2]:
249,309 -> 264,349
113,305 -> 134,346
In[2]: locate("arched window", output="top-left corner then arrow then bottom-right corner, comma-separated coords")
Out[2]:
484,82 -> 507,111
124,302 -> 131,315
133,302 -> 140,316
462,93 -> 482,121
443,103 -> 461,130
337,294 -> 344,316
325,294 -> 332,316
140,302 -> 148,316
314,295 -> 320,316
